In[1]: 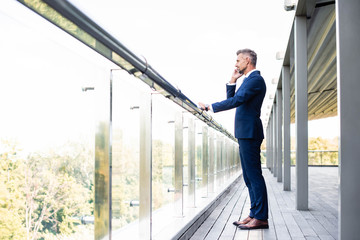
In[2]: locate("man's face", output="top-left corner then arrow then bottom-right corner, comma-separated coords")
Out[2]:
235,53 -> 250,73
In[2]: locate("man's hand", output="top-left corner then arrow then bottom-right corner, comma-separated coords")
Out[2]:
230,68 -> 243,84
198,102 -> 209,111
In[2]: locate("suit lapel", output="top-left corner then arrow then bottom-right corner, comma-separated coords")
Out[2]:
235,70 -> 260,94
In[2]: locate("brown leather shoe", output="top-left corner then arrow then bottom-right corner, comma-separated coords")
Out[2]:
238,218 -> 269,230
232,216 -> 253,226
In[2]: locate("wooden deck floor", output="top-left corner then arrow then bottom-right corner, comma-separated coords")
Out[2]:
189,167 -> 338,240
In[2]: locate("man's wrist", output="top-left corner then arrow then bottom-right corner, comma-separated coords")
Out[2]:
205,104 -> 209,111
229,78 -> 237,84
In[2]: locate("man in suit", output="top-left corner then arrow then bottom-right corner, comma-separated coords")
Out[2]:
198,49 -> 268,229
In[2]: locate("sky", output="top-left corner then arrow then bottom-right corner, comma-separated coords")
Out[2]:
67,0 -> 339,138
67,0 -> 296,133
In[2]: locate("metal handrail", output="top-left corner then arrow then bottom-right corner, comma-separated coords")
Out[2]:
17,0 -> 235,141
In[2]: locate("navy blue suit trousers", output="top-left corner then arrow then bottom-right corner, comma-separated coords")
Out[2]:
238,138 -> 268,220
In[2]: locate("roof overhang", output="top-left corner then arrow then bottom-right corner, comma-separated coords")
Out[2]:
273,0 -> 336,123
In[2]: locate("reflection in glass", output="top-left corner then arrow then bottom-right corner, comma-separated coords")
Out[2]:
202,126 -> 209,198
18,0 -> 137,74
110,70 -> 149,239
187,116 -> 196,208
0,3 -> 108,238
151,94 -> 178,234
195,121 -> 204,199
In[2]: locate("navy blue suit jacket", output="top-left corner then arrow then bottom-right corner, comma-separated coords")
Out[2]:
212,70 -> 266,139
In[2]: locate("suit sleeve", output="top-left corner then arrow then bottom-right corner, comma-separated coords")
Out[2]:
226,84 -> 236,99
212,78 -> 263,113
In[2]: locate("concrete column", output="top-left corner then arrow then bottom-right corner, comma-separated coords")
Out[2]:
282,66 -> 291,191
273,105 -> 277,178
276,88 -> 283,182
294,16 -> 308,210
336,1 -> 360,238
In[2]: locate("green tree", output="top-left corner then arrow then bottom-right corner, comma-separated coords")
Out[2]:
0,140 -> 27,239
24,149 -> 92,239
0,139 -> 94,239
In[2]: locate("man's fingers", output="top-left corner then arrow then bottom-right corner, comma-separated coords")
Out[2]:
198,102 -> 207,111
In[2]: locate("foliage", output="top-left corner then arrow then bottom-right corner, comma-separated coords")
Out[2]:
262,137 -> 339,165
0,140 -> 93,240
0,141 -> 26,239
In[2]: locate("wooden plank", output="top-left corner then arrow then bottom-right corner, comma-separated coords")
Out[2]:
318,235 -> 336,240
190,179 -> 243,240
233,229 -> 248,240
205,182 -> 244,240
282,212 -> 304,238
307,191 -> 338,239
263,214 -> 277,240
263,172 -> 278,240
189,167 -> 339,240
191,199 -> 233,238
306,219 -> 333,238
220,183 -> 248,239
266,171 -> 292,240
310,214 -> 337,239
291,212 -> 317,238
234,197 -> 252,240
248,229 -> 263,239
305,237 -> 320,240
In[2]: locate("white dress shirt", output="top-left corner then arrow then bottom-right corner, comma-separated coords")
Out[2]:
228,69 -> 258,92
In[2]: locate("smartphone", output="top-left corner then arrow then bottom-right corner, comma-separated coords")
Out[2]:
238,69 -> 244,74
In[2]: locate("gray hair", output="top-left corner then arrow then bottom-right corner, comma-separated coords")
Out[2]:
236,48 -> 257,67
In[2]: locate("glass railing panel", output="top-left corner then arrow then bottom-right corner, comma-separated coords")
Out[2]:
151,93 -> 178,235
174,110 -> 184,217
110,70 -> 151,239
0,2 -> 116,238
216,133 -> 223,188
308,150 -> 338,166
195,120 -> 205,201
5,2 -> 244,239
265,150 -> 339,166
182,113 -> 190,208
186,115 -> 196,208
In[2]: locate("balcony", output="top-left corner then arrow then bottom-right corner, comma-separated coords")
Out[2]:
1,0 -> 359,239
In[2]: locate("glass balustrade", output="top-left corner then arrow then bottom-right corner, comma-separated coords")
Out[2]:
0,1 -> 110,238
151,94 -> 178,237
261,150 -> 339,166
110,70 -> 151,239
1,1 -> 242,239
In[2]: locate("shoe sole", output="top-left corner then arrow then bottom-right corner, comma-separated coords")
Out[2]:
238,224 -> 269,230
233,221 -> 251,226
